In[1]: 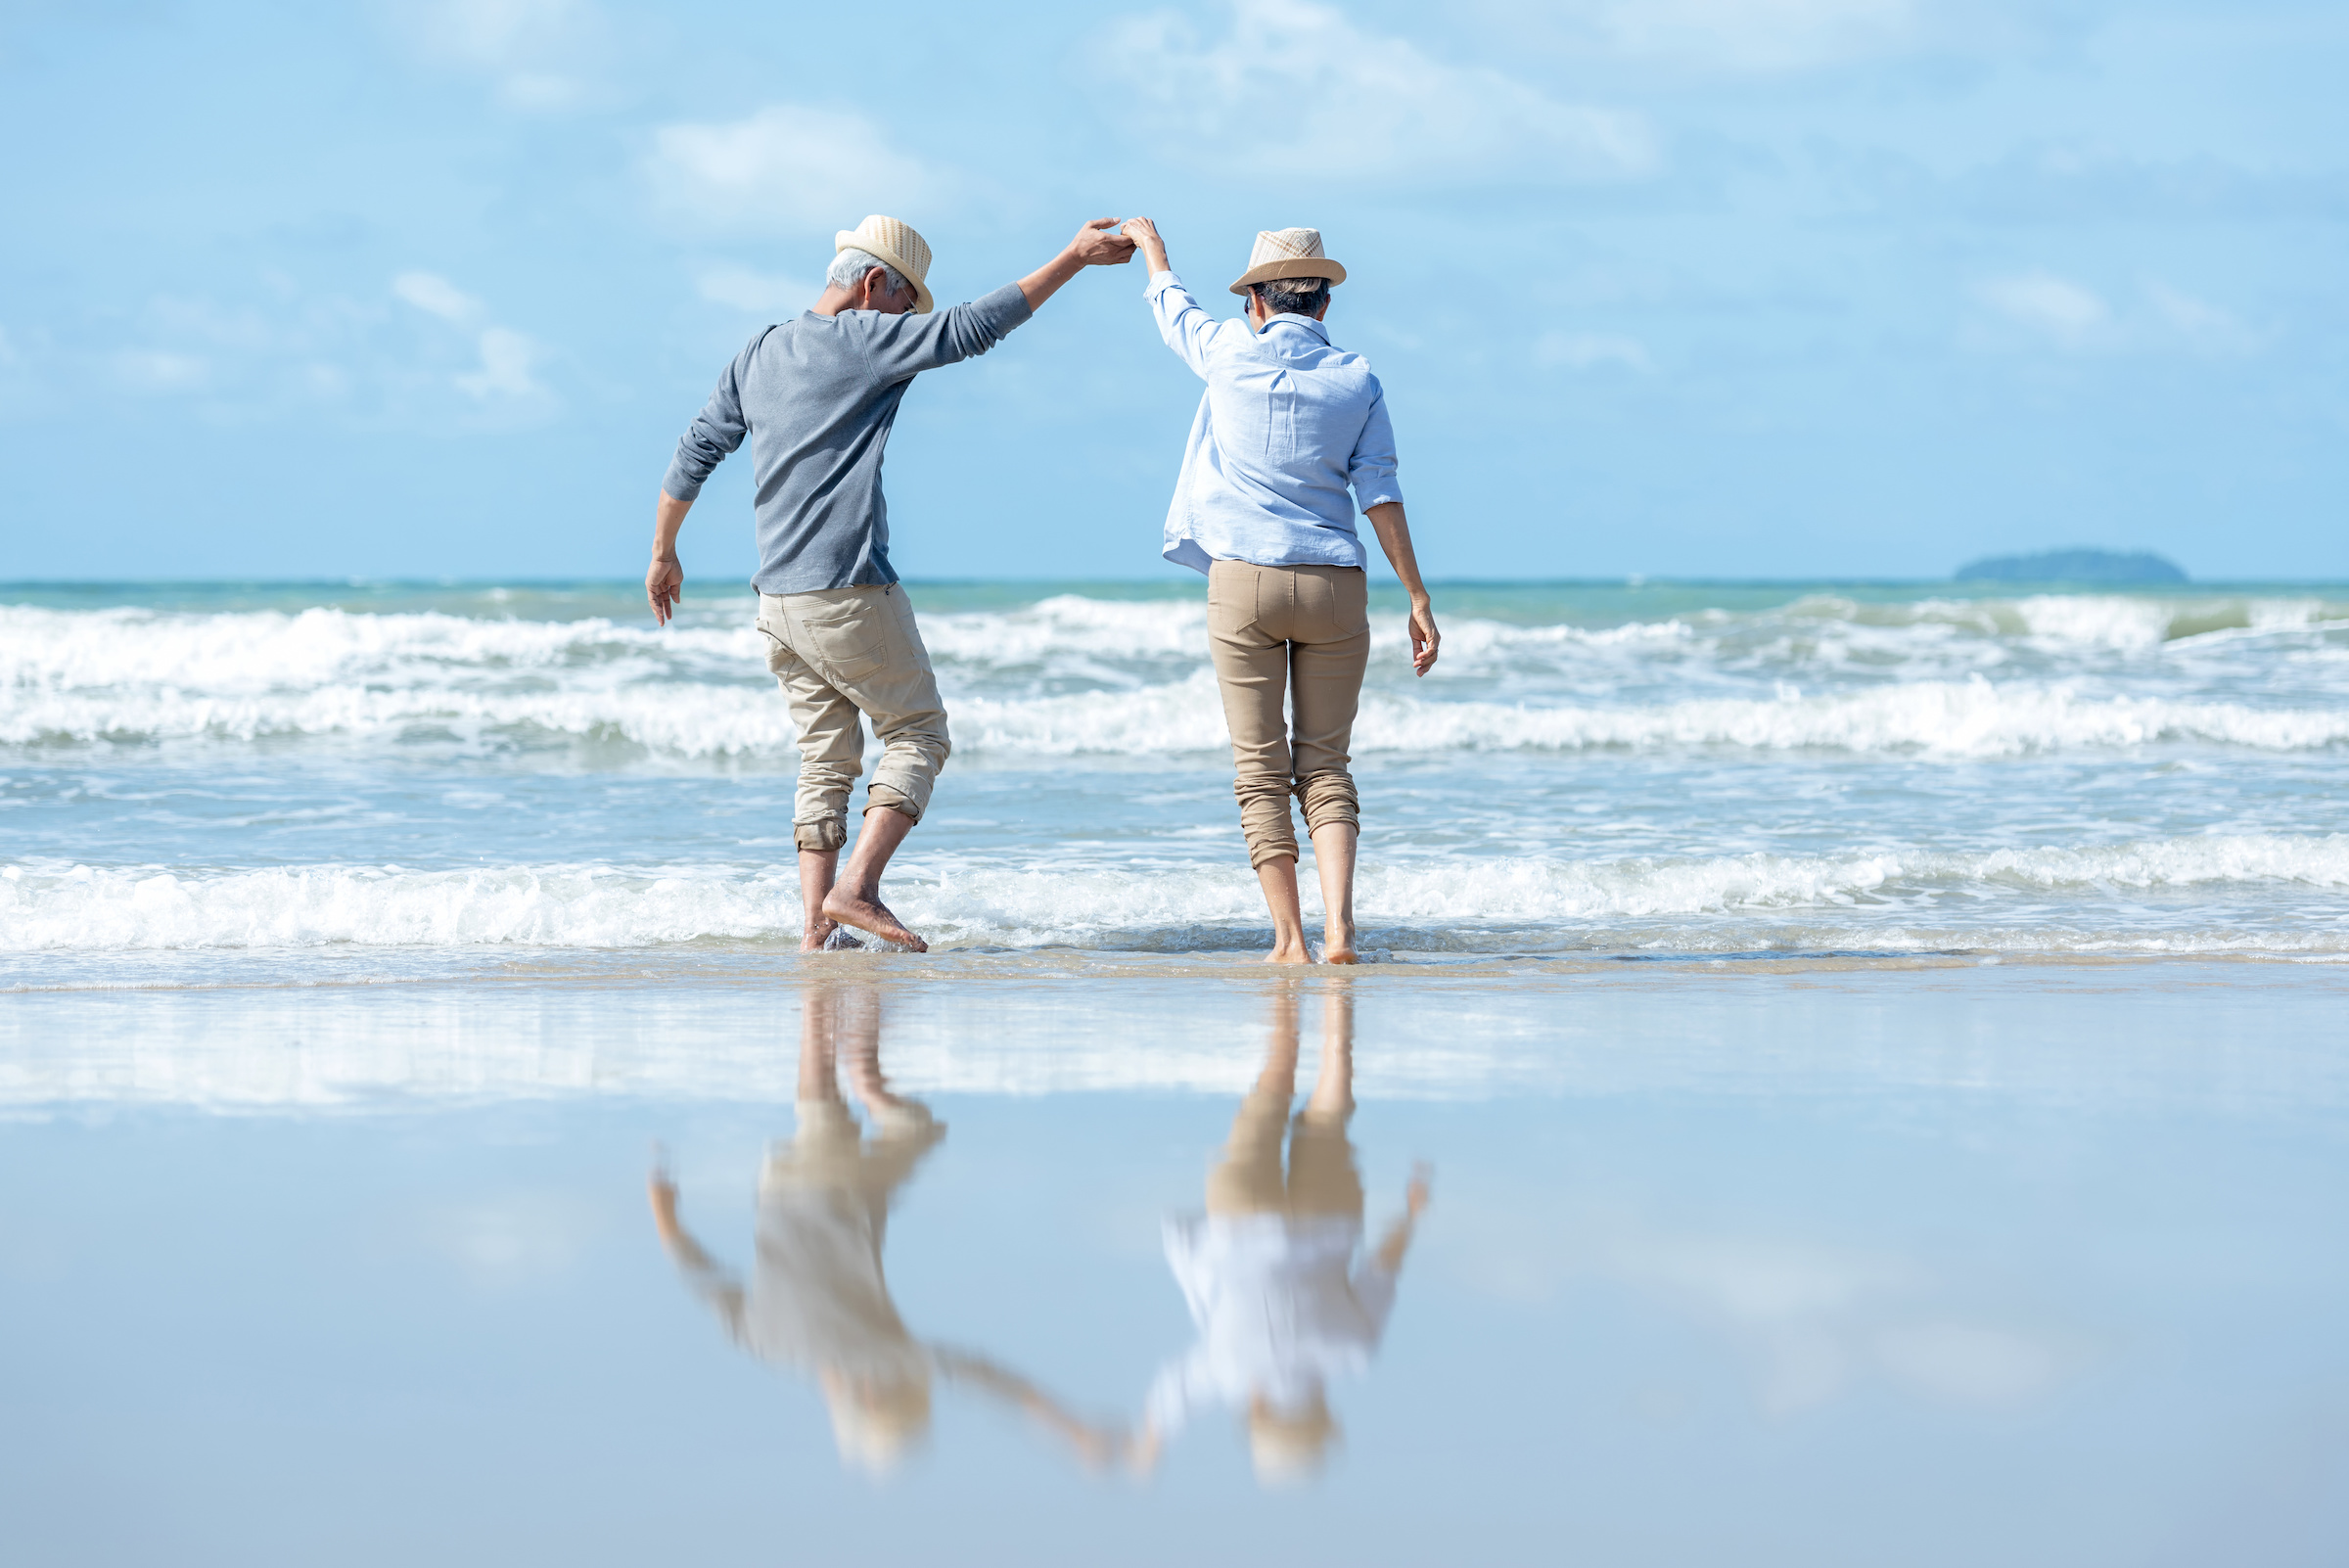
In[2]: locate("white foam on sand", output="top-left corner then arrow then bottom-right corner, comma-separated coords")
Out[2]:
6,834 -> 2343,954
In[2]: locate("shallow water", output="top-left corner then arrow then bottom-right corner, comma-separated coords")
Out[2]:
4,965 -> 2345,1565
3,577 -> 2345,975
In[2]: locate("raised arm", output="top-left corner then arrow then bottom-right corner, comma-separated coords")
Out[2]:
858,219 -> 1135,384
1123,216 -> 1217,377
1016,217 -> 1137,310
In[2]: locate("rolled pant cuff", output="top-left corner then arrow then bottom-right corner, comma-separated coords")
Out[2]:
863,783 -> 923,824
1246,838 -> 1301,871
794,817 -> 848,852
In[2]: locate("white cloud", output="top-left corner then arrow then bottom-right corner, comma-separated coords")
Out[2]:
1871,1321 -> 2067,1407
400,0 -> 604,110
2144,281 -> 2259,355
389,275 -> 550,402
1976,270 -> 2110,349
1093,0 -> 1657,185
1566,0 -> 1919,73
647,105 -> 939,233
1537,331 -> 1654,372
454,327 -> 544,399
696,264 -> 822,314
392,270 -> 484,322
115,349 -> 210,393
421,1191 -> 599,1289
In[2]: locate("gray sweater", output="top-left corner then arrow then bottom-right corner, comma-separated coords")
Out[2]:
662,284 -> 1036,594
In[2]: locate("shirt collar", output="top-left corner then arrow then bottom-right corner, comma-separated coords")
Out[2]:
1256,312 -> 1329,343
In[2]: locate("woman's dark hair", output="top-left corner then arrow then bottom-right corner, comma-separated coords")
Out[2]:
1253,277 -> 1330,316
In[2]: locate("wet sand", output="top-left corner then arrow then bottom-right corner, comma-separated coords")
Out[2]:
4,959 -> 2346,1564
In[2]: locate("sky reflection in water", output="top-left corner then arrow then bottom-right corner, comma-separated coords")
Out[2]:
2,964 -> 2345,1564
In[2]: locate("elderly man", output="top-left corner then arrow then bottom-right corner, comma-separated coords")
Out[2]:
649,215 -> 1134,951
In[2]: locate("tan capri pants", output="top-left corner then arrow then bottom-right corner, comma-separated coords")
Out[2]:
757,585 -> 949,853
1206,561 -> 1370,870
1205,1086 -> 1364,1220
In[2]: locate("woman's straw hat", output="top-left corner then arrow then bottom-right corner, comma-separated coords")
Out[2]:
1228,227 -> 1348,297
834,214 -> 936,313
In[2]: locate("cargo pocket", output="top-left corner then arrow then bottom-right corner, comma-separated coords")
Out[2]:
792,594 -> 889,684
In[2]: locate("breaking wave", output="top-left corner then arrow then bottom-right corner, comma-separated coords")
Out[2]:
6,834 -> 2343,953
6,670 -> 2344,759
6,594 -> 2345,760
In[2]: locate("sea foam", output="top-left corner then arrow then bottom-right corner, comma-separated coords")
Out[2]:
8,671 -> 2344,759
6,596 -> 2346,759
6,835 -> 2342,953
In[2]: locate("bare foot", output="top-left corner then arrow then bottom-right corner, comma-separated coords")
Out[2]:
823,888 -> 929,952
801,917 -> 841,953
1265,937 -> 1313,964
1323,945 -> 1359,965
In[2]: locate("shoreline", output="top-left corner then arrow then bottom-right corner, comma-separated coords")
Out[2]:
5,941 -> 2348,996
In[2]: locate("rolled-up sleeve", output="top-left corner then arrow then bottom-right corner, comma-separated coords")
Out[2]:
859,283 -> 1035,383
1146,271 -> 1219,379
662,336 -> 759,503
1346,383 -> 1405,511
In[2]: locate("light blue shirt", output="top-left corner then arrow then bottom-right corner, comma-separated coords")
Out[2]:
1144,271 -> 1405,576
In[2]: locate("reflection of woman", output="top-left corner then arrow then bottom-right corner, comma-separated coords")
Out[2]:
1132,987 -> 1430,1484
649,985 -> 1114,1474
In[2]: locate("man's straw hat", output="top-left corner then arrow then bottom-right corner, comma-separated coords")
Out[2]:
834,214 -> 935,314
1229,227 -> 1348,297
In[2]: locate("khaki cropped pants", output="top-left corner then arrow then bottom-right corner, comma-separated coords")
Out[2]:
1206,561 -> 1369,870
1205,1085 -> 1364,1221
757,585 -> 949,853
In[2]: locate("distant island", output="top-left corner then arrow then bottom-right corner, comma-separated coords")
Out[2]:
1954,548 -> 2188,584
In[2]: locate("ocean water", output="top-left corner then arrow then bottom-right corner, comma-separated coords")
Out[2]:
4,577 -> 2346,980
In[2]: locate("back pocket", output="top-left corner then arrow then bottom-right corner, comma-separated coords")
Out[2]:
792,595 -> 889,683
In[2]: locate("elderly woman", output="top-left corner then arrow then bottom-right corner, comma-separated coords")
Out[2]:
1122,219 -> 1439,964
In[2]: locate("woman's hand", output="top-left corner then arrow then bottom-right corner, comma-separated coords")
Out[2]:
1122,215 -> 1171,274
1364,502 -> 1438,675
1407,595 -> 1440,676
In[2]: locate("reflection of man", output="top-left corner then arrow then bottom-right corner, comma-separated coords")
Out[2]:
649,984 -> 1113,1474
1132,987 -> 1430,1485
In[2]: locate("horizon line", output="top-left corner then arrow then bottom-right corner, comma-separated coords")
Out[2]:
5,575 -> 2347,591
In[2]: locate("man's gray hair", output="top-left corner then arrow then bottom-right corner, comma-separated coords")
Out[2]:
1253,276 -> 1330,316
828,247 -> 909,297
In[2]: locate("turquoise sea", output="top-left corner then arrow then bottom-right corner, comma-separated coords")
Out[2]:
3,577 -> 2345,981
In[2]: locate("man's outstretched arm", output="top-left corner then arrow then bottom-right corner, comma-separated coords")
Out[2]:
862,220 -> 1137,382
1016,217 -> 1136,310
648,490 -> 690,624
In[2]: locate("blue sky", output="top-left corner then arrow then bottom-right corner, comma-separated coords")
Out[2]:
3,0 -> 2343,583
